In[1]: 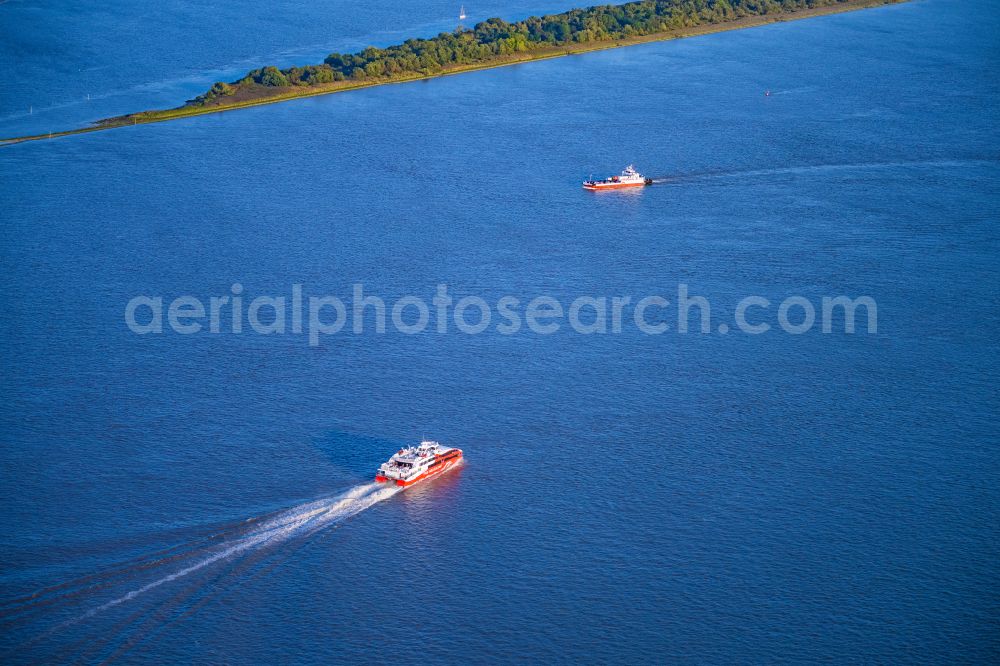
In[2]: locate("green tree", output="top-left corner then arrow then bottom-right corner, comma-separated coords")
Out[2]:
257,66 -> 290,87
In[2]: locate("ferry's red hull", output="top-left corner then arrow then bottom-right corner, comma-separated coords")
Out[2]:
582,181 -> 647,190
376,449 -> 463,487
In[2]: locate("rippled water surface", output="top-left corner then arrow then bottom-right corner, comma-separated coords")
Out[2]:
1,0 -> 999,662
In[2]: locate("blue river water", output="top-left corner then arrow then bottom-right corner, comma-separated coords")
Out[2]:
1,0 -> 999,662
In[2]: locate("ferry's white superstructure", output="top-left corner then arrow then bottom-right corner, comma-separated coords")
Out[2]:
583,165 -> 652,190
375,440 -> 463,487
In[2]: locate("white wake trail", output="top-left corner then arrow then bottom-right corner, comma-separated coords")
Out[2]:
651,158 -> 996,185
76,482 -> 400,621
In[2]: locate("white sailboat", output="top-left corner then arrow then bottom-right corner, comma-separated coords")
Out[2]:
459,4 -> 467,20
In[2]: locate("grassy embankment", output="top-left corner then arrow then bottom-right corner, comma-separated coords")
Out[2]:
1,0 -> 906,146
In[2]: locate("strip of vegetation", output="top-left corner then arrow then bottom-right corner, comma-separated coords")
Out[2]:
186,0 -> 891,108
2,0 -> 904,144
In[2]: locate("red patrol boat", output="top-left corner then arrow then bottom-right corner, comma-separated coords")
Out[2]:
583,165 -> 653,190
375,440 -> 463,487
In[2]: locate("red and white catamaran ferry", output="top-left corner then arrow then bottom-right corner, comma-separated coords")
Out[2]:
582,165 -> 653,190
375,440 -> 463,487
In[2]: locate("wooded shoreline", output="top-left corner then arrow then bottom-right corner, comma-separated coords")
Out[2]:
1,0 -> 906,146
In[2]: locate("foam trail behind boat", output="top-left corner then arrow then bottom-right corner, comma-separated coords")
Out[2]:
73,482 -> 399,622
650,159 -> 993,185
